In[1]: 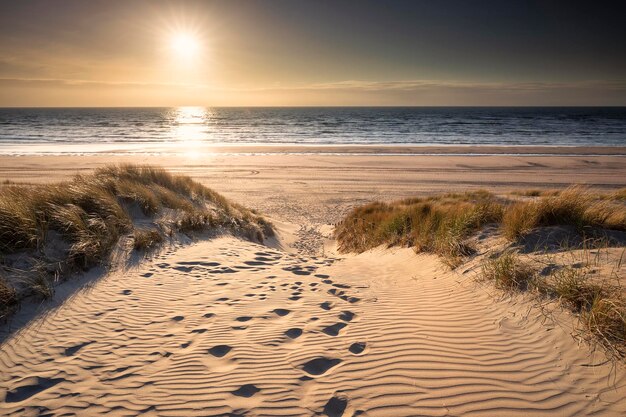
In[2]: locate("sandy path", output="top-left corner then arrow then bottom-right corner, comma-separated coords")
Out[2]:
1,236 -> 624,416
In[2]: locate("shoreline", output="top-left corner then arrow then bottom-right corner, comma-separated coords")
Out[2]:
2,144 -> 626,156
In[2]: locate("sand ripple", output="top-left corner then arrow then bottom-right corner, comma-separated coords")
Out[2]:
1,237 -> 625,416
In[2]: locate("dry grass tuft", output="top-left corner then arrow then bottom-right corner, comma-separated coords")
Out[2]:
611,188 -> 626,201
511,189 -> 561,197
133,228 -> 164,251
502,186 -> 626,240
544,264 -> 625,356
482,252 -> 536,290
582,296 -> 626,356
336,192 -> 502,266
0,274 -> 17,320
482,251 -> 625,357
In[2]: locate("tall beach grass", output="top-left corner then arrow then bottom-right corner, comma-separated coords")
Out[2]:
337,186 -> 626,264
0,164 -> 273,319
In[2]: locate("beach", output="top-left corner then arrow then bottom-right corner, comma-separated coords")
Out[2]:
2,0 -> 626,414
1,146 -> 626,416
2,146 -> 626,225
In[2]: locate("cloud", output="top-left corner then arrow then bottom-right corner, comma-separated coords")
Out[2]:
298,79 -> 626,93
1,77 -> 625,106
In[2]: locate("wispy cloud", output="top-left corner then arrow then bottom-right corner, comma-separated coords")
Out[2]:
2,77 -> 625,91
1,77 -> 625,106
298,79 -> 626,93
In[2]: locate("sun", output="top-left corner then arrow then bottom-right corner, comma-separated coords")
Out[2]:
169,32 -> 200,59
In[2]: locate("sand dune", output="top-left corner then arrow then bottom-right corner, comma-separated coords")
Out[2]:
1,233 -> 625,416
2,150 -> 626,227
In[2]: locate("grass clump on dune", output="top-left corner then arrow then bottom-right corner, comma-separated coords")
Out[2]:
339,185 -> 625,355
133,228 -> 165,251
0,274 -> 17,320
338,186 -> 625,264
482,251 -> 625,357
611,188 -> 626,201
502,186 -> 626,240
336,191 -> 503,266
482,252 -> 536,291
0,164 -> 273,319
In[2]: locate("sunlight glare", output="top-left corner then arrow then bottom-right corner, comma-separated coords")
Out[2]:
173,107 -> 208,158
170,32 -> 200,59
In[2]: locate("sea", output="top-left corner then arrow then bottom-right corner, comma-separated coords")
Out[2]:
0,107 -> 624,155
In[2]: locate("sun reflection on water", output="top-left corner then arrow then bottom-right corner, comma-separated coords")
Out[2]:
172,106 -> 209,158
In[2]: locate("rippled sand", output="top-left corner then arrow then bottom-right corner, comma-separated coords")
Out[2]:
1,149 -> 625,416
1,237 -> 625,416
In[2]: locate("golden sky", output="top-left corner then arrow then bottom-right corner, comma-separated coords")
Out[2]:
1,1 -> 625,106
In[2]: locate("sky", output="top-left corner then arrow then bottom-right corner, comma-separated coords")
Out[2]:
0,0 -> 625,106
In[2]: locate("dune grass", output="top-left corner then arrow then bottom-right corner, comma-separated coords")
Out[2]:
0,274 -> 17,320
612,188 -> 626,201
502,186 -> 626,240
133,228 -> 165,251
0,164 -> 272,319
337,185 -> 626,354
337,186 -> 625,264
482,252 -> 536,291
510,189 -> 561,197
336,191 -> 503,267
482,251 -> 625,357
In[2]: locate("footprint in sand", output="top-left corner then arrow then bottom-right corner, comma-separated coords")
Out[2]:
203,313 -> 215,318
208,345 -> 232,357
339,311 -> 355,322
301,357 -> 342,376
283,266 -> 311,276
171,316 -> 185,322
285,328 -> 303,339
191,328 -> 207,334
341,295 -> 361,304
233,384 -> 261,398
121,289 -> 132,295
322,323 -> 347,336
349,342 -> 367,355
323,393 -> 349,417
320,301 -> 333,310
232,384 -> 261,397
235,316 -> 253,322
272,308 -> 290,317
